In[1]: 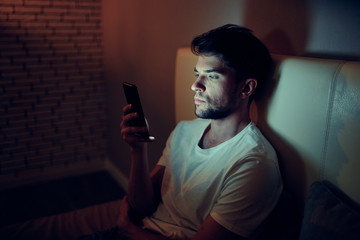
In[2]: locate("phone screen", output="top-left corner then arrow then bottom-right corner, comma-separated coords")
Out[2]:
122,82 -> 150,139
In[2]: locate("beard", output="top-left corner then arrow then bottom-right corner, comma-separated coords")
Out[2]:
194,100 -> 234,119
195,107 -> 232,119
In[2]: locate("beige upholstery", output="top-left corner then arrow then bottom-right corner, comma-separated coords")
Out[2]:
174,47 -> 360,207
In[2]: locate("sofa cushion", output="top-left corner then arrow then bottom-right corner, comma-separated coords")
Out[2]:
300,181 -> 360,240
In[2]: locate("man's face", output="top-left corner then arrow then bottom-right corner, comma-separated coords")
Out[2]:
191,55 -> 240,119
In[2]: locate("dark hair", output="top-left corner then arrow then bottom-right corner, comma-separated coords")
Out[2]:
191,24 -> 273,99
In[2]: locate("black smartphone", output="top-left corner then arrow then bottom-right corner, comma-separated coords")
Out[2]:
122,82 -> 151,139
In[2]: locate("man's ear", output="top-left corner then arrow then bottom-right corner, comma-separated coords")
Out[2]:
240,78 -> 257,99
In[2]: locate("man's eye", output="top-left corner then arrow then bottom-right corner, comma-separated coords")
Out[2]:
209,74 -> 218,79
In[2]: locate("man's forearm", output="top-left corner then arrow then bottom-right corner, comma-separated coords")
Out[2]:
127,144 -> 157,216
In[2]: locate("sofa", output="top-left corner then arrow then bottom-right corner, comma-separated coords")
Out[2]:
175,47 -> 360,239
1,48 -> 359,239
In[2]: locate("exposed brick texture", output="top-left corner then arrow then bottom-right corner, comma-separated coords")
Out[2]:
0,0 -> 107,175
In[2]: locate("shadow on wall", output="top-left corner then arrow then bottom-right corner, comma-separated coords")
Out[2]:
261,29 -> 296,56
304,0 -> 360,61
244,0 -> 360,60
243,0 -> 309,56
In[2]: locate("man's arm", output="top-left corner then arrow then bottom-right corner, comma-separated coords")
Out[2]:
127,144 -> 156,215
121,104 -> 161,216
150,164 -> 165,207
117,196 -> 168,240
118,196 -> 246,240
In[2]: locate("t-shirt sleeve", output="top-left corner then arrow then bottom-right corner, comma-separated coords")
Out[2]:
210,155 -> 283,238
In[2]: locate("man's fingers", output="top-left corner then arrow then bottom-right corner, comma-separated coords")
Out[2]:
122,104 -> 132,115
120,104 -> 155,145
122,134 -> 154,143
121,125 -> 147,136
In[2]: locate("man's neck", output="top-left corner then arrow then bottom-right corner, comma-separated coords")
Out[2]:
199,110 -> 251,149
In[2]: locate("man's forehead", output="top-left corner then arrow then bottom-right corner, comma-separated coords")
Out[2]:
195,55 -> 227,71
196,55 -> 226,68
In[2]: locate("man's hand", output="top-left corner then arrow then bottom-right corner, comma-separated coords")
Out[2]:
117,196 -> 168,240
117,196 -> 136,237
120,104 -> 155,149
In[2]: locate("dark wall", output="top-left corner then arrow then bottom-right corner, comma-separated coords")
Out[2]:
0,0 -> 107,177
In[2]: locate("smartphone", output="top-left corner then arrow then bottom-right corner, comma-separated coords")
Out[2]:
122,82 -> 151,139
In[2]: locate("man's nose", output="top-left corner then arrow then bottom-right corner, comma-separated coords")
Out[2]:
191,76 -> 205,92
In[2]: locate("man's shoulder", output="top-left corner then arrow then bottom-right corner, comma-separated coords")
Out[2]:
241,122 -> 277,160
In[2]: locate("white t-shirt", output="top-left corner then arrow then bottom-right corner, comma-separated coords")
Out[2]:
142,119 -> 283,239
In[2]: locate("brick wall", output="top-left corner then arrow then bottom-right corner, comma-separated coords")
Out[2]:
0,0 -> 107,176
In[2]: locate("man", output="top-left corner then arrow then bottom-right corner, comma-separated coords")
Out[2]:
118,24 -> 283,240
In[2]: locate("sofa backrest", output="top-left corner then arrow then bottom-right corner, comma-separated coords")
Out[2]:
174,47 -> 360,208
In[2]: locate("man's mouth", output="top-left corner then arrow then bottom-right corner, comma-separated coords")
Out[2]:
194,96 -> 206,104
